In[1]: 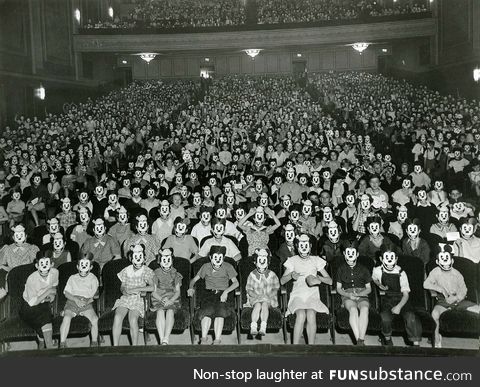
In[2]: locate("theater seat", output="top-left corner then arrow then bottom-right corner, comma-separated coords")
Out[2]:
144,258 -> 192,343
0,264 -> 38,348
238,256 -> 284,343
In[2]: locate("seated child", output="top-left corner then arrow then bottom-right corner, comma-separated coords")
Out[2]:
112,243 -> 154,346
336,243 -> 371,345
6,189 -> 25,227
59,252 -> 99,348
423,246 -> 480,348
244,248 -> 280,338
188,245 -> 239,345
281,234 -> 332,345
19,251 -> 59,349
372,250 -> 423,346
151,249 -> 182,345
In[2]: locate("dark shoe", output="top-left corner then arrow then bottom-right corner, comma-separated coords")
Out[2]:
59,342 -> 66,349
356,339 -> 365,346
383,337 -> 393,346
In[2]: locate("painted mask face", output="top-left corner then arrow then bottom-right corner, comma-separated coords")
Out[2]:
322,170 -> 331,180
384,155 -> 392,163
274,176 -> 282,185
132,186 -> 141,197
406,224 -> 419,240
53,234 -> 64,250
180,186 -> 189,199
212,223 -> 225,238
397,209 -> 408,223
246,174 -> 254,184
117,207 -> 128,224
434,180 -> 444,191
254,207 -> 265,225
461,223 -> 474,238
131,245 -> 145,270
345,194 -> 355,207
48,219 -> 59,234
255,180 -> 263,193
302,201 -> 312,217
159,249 -> 172,271
160,202 -> 170,218
402,179 -> 411,189
234,208 -> 245,221
175,222 -> 187,237
360,196 -> 371,211
13,229 -> 26,244
259,193 -> 268,207
94,220 -> 105,237
37,257 -> 52,277
78,258 -> 92,277
437,209 -> 449,224
281,196 -> 291,209
209,177 -> 217,187
255,249 -> 269,274
286,168 -> 295,182
108,193 -> 118,206
65,165 -> 72,174
95,185 -> 105,197
203,186 -> 211,199
226,192 -> 235,206
12,191 -> 21,201
417,190 -> 427,201
344,247 -> 358,268
192,193 -> 202,206
297,235 -> 311,258
368,221 -> 380,237
284,224 -> 295,244
33,175 -> 41,186
437,251 -> 453,271
136,216 -> 148,234
312,172 -> 320,186
323,208 -> 333,223
327,224 -> 339,242
381,251 -> 397,271
453,202 -> 465,213
216,207 -> 227,219
147,188 -> 155,198
79,208 -> 90,224
123,179 -> 131,188
210,252 -> 224,270
289,209 -> 300,223
223,183 -> 232,195
200,211 -> 211,226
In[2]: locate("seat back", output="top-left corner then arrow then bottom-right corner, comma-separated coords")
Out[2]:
57,261 -> 101,312
397,255 -> 427,309
453,256 -> 479,304
101,259 -> 130,312
6,264 -> 37,317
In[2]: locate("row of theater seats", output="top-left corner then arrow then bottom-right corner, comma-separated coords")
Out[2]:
0,254 -> 478,349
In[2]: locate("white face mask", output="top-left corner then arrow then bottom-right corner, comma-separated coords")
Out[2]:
461,223 -> 474,238
53,236 -> 64,250
14,230 -> 26,244
78,258 -> 92,277
210,253 -> 224,270
285,225 -> 295,244
298,239 -> 310,258
175,222 -> 187,237
327,226 -> 339,242
402,180 -> 411,189
201,212 -> 211,226
437,252 -> 453,271
437,210 -> 449,224
254,208 -> 265,225
344,247 -> 358,267
49,222 -> 59,234
406,224 -> 419,240
37,257 -> 52,277
381,252 -> 397,271
255,251 -> 269,273
137,219 -> 148,234
160,251 -> 173,271
160,204 -> 170,218
368,222 -> 380,236
397,210 -> 408,223
361,199 -> 371,211
290,210 -> 300,222
94,223 -> 105,237
323,209 -> 333,223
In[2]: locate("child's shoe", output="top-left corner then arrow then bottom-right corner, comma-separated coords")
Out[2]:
356,339 -> 365,346
200,337 -> 211,345
382,337 -> 393,346
90,341 -> 98,348
59,342 -> 67,349
161,338 -> 169,345
212,339 -> 222,345
434,335 -> 442,348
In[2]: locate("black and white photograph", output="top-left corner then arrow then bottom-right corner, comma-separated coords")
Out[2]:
0,0 -> 479,366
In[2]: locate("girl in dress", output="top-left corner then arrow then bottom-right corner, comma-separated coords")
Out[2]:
244,248 -> 280,338
281,234 -> 332,344
112,243 -> 154,346
151,249 -> 182,345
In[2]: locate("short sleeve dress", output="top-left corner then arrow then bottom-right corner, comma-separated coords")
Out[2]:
283,255 -> 329,315
150,267 -> 183,312
112,265 -> 154,317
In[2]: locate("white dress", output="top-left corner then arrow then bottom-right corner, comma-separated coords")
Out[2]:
283,255 -> 329,315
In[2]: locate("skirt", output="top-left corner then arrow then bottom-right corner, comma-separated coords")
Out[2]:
19,300 -> 52,336
341,287 -> 370,308
150,289 -> 181,312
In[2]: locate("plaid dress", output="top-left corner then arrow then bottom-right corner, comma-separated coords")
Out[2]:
244,269 -> 280,308
112,265 -> 154,317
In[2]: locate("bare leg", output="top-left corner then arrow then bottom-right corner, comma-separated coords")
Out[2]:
156,309 -> 166,343
431,305 -> 447,347
83,309 -> 99,343
201,317 -> 212,340
164,309 -> 175,344
358,305 -> 369,341
112,307 -> 128,346
259,302 -> 269,334
41,323 -> 54,348
59,311 -> 75,344
306,309 -> 317,345
250,303 -> 261,334
213,317 -> 224,342
293,309 -> 306,344
347,305 -> 360,340
128,310 -> 140,346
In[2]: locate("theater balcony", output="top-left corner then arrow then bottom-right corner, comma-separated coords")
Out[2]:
73,13 -> 436,53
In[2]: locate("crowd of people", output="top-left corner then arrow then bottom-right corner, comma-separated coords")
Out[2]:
0,71 -> 479,350
82,0 -> 429,30
256,0 -> 429,25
